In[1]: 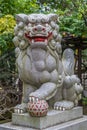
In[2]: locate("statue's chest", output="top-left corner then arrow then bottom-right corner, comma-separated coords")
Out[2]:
31,49 -> 57,72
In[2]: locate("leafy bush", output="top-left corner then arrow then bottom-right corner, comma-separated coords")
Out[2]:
38,0 -> 87,37
0,15 -> 15,55
0,0 -> 18,16
0,15 -> 16,34
82,97 -> 87,106
59,13 -> 87,37
0,15 -> 16,87
0,0 -> 39,16
0,33 -> 14,55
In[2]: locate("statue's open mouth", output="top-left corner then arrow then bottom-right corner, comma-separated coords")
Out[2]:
25,32 -> 52,43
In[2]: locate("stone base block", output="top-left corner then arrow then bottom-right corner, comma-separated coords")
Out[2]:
0,107 -> 83,130
12,107 -> 83,129
0,116 -> 87,130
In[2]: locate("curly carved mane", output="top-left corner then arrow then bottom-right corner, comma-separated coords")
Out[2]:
13,14 -> 62,62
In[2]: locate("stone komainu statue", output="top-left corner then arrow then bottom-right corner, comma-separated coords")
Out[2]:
13,14 -> 83,114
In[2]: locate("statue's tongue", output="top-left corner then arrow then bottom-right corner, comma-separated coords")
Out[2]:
34,37 -> 46,42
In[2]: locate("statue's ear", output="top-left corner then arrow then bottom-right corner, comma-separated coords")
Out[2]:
15,14 -> 28,24
48,14 -> 58,22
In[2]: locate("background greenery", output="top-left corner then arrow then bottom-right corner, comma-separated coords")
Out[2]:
0,0 -> 87,87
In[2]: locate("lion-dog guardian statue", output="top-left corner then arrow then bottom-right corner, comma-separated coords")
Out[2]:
13,14 -> 83,116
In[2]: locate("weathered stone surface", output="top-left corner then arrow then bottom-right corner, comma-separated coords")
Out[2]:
1,115 -> 87,130
12,107 -> 83,129
13,13 -> 83,115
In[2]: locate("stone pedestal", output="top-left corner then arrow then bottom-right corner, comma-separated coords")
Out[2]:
0,107 -> 86,130
1,116 -> 87,130
12,107 -> 82,129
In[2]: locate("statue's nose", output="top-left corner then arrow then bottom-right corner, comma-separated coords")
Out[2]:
33,25 -> 46,32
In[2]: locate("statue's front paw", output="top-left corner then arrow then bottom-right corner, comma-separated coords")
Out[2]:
29,92 -> 42,100
14,103 -> 27,114
54,100 -> 74,111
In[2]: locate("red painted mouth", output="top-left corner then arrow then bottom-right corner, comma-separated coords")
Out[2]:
25,32 -> 52,43
34,37 -> 46,42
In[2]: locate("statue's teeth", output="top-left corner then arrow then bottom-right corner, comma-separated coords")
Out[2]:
45,39 -> 47,43
32,39 -> 34,43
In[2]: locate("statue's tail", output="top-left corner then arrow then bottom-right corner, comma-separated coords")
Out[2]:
62,48 -> 75,76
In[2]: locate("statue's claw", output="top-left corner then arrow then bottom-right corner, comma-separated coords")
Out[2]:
29,96 -> 39,102
54,106 -> 65,111
14,108 -> 24,114
54,100 -> 74,111
14,103 -> 27,114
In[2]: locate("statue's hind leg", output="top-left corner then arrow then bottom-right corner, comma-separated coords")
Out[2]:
54,86 -> 75,110
54,85 -> 81,110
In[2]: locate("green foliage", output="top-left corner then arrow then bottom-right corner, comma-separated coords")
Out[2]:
0,15 -> 15,55
0,15 -> 16,34
35,0 -> 87,37
41,0 -> 73,11
82,97 -> 87,106
59,13 -> 87,37
0,14 -> 16,86
0,0 -> 87,87
0,0 -> 39,16
0,33 -> 14,55
20,0 -> 39,14
0,40 -> 16,87
82,49 -> 87,61
0,0 -> 17,16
